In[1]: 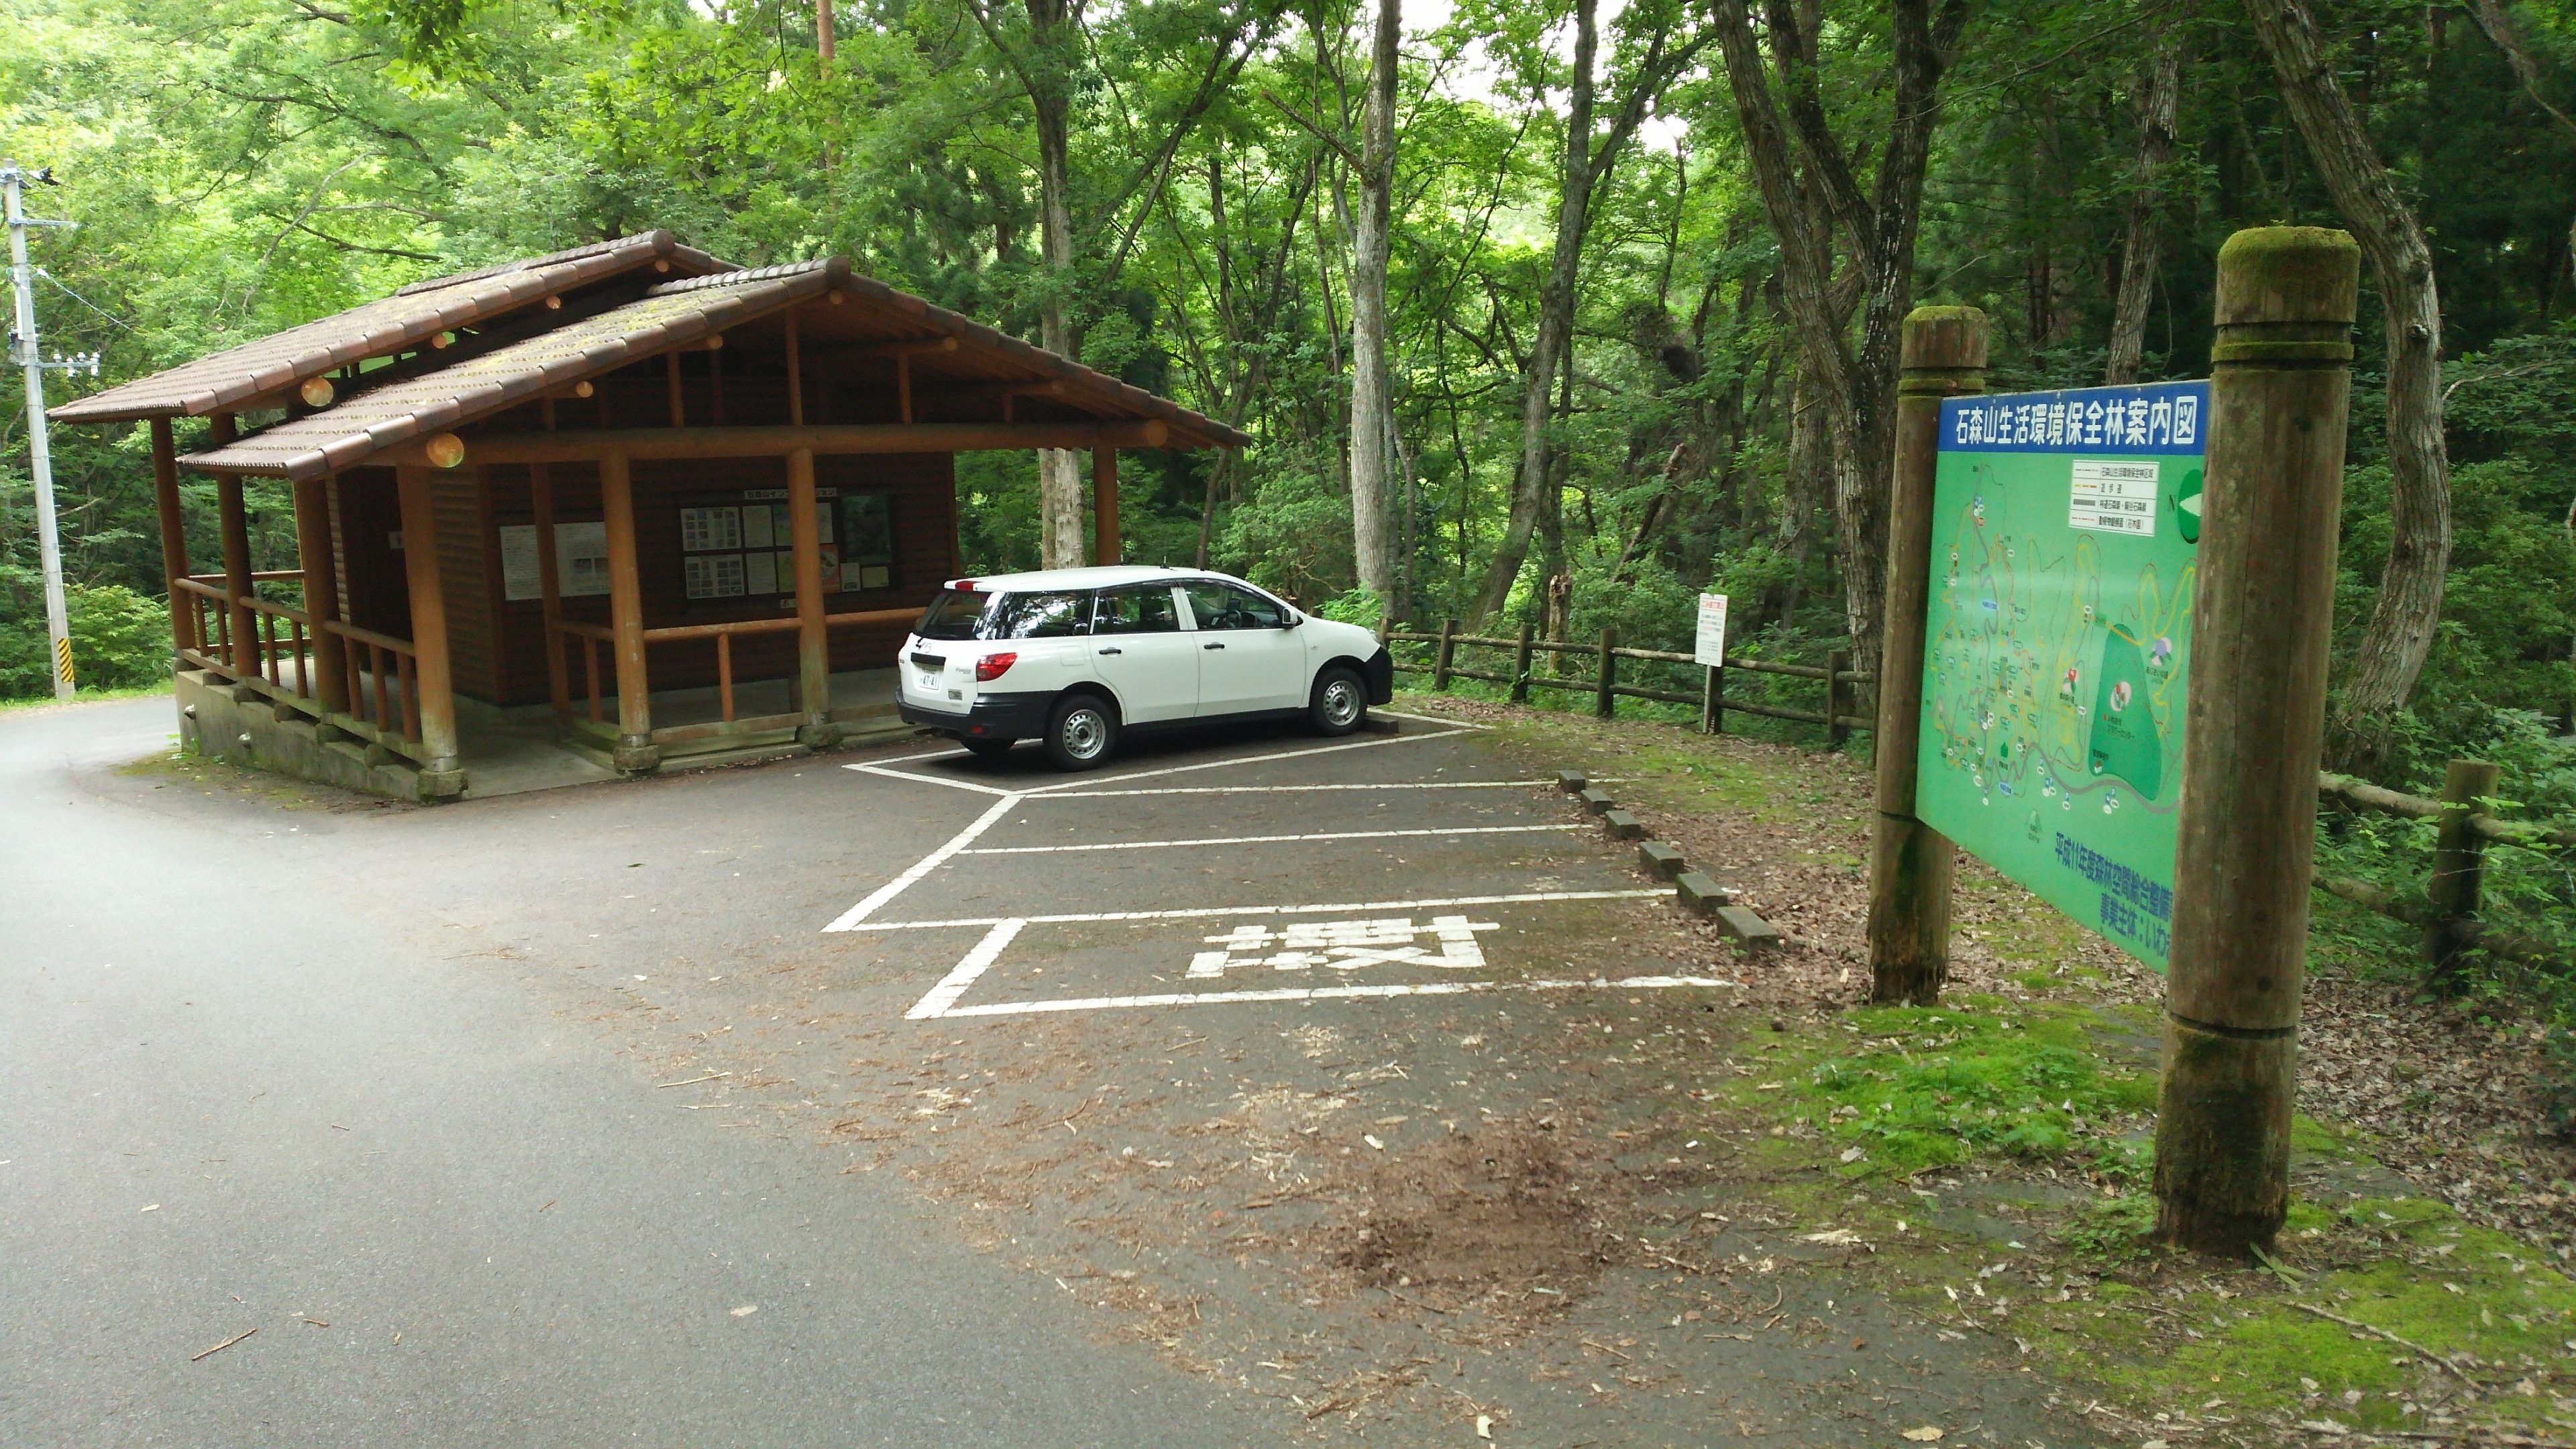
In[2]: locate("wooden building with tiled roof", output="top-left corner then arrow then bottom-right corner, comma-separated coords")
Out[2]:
50,233 -> 1246,801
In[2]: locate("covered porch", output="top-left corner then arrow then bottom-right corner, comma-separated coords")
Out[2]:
53,232 -> 1245,802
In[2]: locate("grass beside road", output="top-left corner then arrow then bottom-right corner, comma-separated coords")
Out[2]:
1396,688 -> 2576,1444
0,682 -> 172,714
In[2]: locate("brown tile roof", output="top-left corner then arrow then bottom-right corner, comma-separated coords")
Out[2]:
182,260 -> 848,480
48,231 -> 735,424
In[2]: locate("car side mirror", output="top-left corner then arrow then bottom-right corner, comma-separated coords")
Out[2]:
1281,611 -> 1303,629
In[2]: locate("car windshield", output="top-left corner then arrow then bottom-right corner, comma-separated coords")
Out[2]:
987,592 -> 1093,639
914,588 -> 991,641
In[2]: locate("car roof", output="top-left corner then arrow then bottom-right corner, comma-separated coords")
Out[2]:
941,565 -> 1238,592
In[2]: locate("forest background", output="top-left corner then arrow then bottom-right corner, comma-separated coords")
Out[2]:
0,0 -> 2570,953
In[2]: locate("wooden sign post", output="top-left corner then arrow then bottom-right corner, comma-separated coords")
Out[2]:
1868,306 -> 1987,1005
2154,227 -> 2360,1254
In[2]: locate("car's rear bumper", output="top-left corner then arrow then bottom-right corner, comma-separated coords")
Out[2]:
900,692 -> 1055,741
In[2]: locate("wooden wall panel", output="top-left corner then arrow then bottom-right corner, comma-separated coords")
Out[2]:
472,451 -> 959,705
429,470 -> 501,700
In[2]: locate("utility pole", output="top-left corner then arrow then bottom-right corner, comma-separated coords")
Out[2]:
6,161 -> 91,702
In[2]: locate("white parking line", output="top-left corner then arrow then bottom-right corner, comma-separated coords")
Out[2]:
1016,728 -> 1467,796
905,918 -> 1028,1020
928,973 -> 1739,1019
846,888 -> 1672,934
1044,779 -> 1570,798
824,792 -> 1024,930
961,823 -> 1580,856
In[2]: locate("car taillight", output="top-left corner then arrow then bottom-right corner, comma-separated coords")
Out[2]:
975,653 -> 1018,682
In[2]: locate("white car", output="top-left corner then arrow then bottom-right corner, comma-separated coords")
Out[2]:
894,566 -> 1395,769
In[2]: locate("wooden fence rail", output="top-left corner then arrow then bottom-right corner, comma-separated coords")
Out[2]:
1384,622 -> 1874,735
1381,618 -> 2566,976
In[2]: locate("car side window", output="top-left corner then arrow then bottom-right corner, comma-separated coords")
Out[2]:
988,592 -> 1093,639
1093,585 -> 1182,635
1181,581 -> 1286,631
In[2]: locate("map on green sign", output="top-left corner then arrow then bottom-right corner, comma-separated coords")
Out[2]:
1917,381 -> 2208,968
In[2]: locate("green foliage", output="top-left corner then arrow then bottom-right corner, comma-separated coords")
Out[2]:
0,584 -> 170,696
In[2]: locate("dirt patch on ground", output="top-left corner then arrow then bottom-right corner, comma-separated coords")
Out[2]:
1330,1122 -> 1611,1298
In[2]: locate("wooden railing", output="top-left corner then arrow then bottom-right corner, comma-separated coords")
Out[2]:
320,618 -> 423,748
553,606 -> 919,747
169,572 -> 427,765
1387,621 -> 1875,742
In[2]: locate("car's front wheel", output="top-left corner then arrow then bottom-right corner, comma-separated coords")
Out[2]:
1309,665 -> 1368,737
1041,694 -> 1119,770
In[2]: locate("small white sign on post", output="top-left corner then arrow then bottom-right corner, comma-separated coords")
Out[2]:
1694,592 -> 1730,667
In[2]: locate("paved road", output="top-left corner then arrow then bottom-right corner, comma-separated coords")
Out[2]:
0,698 -> 1274,1447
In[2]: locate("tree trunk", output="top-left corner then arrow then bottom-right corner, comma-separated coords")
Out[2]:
2244,0 -> 2451,772
1711,0 -> 1958,683
2106,37 -> 2182,385
1347,0 -> 1403,602
1028,0 -> 1087,569
1469,0 -> 1600,626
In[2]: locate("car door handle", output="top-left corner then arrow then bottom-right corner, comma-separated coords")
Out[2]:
1203,641 -> 1226,651
1096,647 -> 1122,655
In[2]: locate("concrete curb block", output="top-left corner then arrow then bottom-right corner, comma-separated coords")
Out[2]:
1557,770 -> 1587,793
1675,871 -> 1736,916
1638,841 -> 1686,879
1576,788 -> 1614,816
1714,906 -> 1784,948
1602,809 -> 1644,840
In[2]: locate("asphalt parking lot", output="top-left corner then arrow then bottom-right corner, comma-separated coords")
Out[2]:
826,715 -> 1721,1024
7,699 -> 2092,1447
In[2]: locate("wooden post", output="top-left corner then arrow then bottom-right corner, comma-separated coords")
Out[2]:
394,466 -> 464,794
2425,757 -> 2504,987
787,446 -> 834,745
532,462 -> 570,720
1510,621 -> 1534,703
1595,627 -> 1617,720
1432,618 -> 1457,690
1092,445 -> 1120,566
212,413 -> 258,679
665,352 -> 686,428
1868,306 -> 1988,1008
290,474 -> 350,716
149,419 -> 195,661
1702,662 -> 1724,735
599,453 -> 657,773
1825,648 -> 1852,748
2154,226 -> 2360,1257
785,313 -> 805,427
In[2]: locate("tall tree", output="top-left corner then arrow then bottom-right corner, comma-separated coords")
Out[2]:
1468,0 -> 1707,625
1347,0 -> 1404,604
1711,0 -> 1966,681
2243,0 -> 2451,769
2106,34 -> 2183,385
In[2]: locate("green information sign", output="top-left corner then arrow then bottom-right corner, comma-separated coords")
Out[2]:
1918,381 -> 2208,967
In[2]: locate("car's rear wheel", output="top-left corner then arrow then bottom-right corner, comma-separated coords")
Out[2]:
1309,665 -> 1367,737
961,737 -> 1015,759
1041,694 -> 1118,770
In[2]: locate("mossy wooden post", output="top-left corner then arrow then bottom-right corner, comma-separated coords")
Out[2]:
149,419 -> 195,661
1825,648 -> 1852,749
1432,618 -> 1458,690
211,413 -> 258,678
599,452 -> 658,774
2155,227 -> 2360,1257
393,465 -> 464,794
1511,621 -> 1535,703
1703,661 -> 1724,735
1594,627 -> 1617,719
1868,306 -> 1987,1006
2426,757 -> 2504,987
787,445 -> 835,747
290,474 -> 350,717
